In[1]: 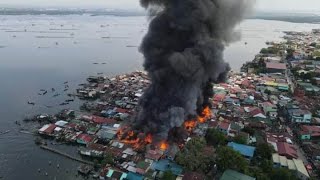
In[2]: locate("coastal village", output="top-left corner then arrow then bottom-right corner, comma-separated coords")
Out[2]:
30,29 -> 320,180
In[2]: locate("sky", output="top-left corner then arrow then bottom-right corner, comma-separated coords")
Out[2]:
0,0 -> 320,12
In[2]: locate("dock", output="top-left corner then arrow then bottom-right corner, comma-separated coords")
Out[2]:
40,145 -> 94,165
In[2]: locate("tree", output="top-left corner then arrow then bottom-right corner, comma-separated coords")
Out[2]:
175,137 -> 215,173
101,152 -> 114,166
162,171 -> 176,180
264,89 -> 272,95
205,128 -> 227,147
255,143 -> 274,160
310,42 -> 317,47
248,167 -> 269,180
233,135 -> 247,145
260,48 -> 269,54
242,127 -> 255,136
270,168 -> 298,180
216,146 -> 249,173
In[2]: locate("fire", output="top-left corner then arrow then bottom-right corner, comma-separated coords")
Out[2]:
197,106 -> 211,123
144,134 -> 153,144
184,120 -> 197,131
117,127 -> 152,149
183,106 -> 212,132
160,141 -> 169,151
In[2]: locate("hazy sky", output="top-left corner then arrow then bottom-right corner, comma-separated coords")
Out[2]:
0,0 -> 320,12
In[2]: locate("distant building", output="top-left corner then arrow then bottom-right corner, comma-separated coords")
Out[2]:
266,62 -> 286,73
299,125 -> 320,141
276,142 -> 298,159
287,109 -> 312,124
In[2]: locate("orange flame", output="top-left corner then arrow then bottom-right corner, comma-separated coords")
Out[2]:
184,120 -> 197,131
197,106 -> 211,123
144,134 -> 153,144
117,127 -> 152,149
160,141 -> 169,151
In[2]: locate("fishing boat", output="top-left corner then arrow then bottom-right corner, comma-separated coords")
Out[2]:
0,130 -> 10,135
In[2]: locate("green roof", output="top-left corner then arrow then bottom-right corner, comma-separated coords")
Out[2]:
136,161 -> 150,169
220,170 -> 255,180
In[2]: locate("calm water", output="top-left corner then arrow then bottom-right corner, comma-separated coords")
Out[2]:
0,15 -> 319,180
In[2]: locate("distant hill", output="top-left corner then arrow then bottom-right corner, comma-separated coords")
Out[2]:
251,11 -> 320,24
0,8 -> 146,16
0,8 -> 320,24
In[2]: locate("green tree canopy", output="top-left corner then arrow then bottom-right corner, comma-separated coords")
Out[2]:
205,128 -> 227,147
270,168 -> 298,180
216,146 -> 249,173
242,127 -> 255,136
162,171 -> 176,180
175,137 -> 215,173
233,135 -> 247,145
255,143 -> 274,160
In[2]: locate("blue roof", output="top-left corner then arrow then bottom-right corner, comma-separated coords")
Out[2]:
227,142 -> 256,158
151,159 -> 183,175
127,172 -> 143,180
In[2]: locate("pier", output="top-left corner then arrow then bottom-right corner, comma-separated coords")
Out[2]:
40,145 -> 94,165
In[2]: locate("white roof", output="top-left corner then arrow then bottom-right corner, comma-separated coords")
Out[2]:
293,159 -> 310,178
272,153 -> 280,164
54,127 -> 62,132
39,124 -> 50,132
55,120 -> 68,127
280,156 -> 288,167
287,160 -> 296,170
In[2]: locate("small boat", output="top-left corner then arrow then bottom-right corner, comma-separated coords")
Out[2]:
64,81 -> 68,84
42,91 -> 48,95
65,99 -> 74,102
0,130 -> 10,135
93,63 -> 99,65
40,89 -> 46,92
51,88 -> 55,92
27,101 -> 35,105
64,89 -> 68,92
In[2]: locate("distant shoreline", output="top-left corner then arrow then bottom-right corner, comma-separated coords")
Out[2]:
0,8 -> 320,24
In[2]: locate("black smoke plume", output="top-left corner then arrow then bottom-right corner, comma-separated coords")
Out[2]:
135,0 -> 254,139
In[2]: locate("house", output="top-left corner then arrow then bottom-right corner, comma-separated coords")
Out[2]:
276,142 -> 298,159
272,153 -> 310,180
260,102 -> 278,119
39,124 -> 57,136
227,142 -> 256,160
76,134 -> 94,145
165,144 -> 180,161
96,129 -> 117,141
145,149 -> 163,161
151,159 -> 183,176
250,108 -> 266,119
217,121 -> 231,135
105,169 -> 128,180
126,172 -> 144,180
299,125 -> 320,141
220,169 -> 256,180
266,62 -> 286,73
136,161 -> 151,175
287,109 -> 312,124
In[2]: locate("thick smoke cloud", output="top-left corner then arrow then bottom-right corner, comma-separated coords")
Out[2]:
135,0 -> 254,140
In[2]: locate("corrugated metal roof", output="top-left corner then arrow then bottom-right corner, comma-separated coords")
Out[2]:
293,159 -> 310,178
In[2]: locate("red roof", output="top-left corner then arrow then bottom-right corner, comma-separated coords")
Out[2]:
241,79 -> 251,87
77,134 -> 94,143
92,116 -> 117,124
213,94 -> 226,102
250,108 -> 264,117
115,108 -> 129,114
266,62 -> 286,70
44,124 -> 56,134
145,150 -> 162,160
219,122 -> 230,130
277,142 -> 298,159
301,125 -> 320,137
